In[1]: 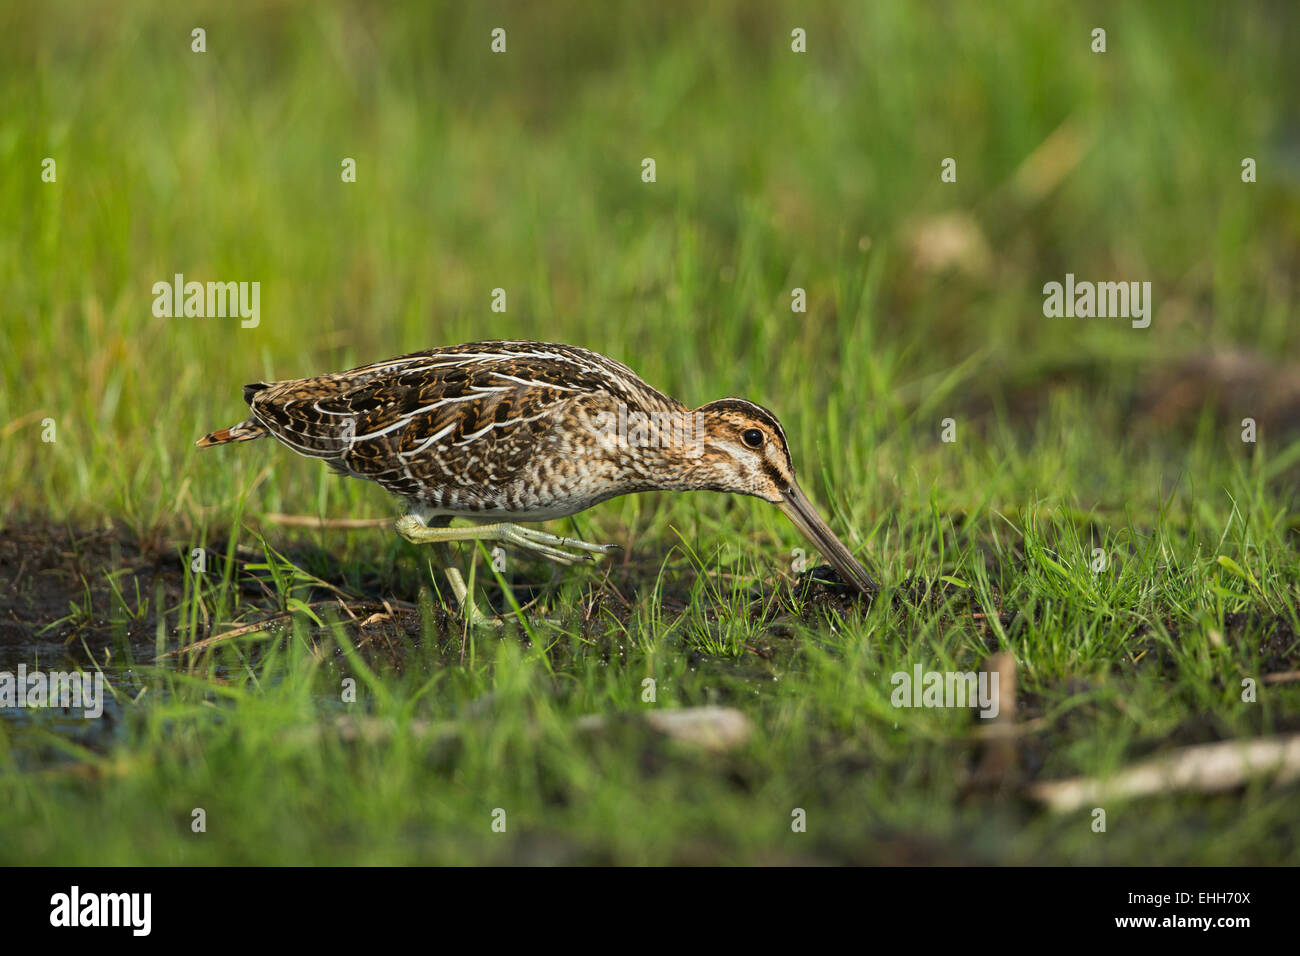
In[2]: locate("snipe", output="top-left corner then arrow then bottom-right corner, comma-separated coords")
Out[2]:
198,340 -> 875,620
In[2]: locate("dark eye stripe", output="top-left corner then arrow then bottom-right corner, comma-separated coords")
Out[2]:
762,462 -> 787,493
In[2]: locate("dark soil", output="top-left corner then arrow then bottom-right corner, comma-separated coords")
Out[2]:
3,523 -> 1296,682
0,523 -> 880,667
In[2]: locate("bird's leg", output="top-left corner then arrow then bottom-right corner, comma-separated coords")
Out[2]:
395,515 -> 619,566
397,514 -> 498,628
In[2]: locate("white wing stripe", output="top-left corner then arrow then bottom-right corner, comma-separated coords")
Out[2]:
398,421 -> 457,458
452,410 -> 551,446
350,392 -> 481,441
488,372 -> 577,390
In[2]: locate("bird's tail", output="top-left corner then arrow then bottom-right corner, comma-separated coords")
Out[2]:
196,417 -> 267,448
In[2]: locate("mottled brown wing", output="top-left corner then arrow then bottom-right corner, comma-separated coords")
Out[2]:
244,342 -> 679,507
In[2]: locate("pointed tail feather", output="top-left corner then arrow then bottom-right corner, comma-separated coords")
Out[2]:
196,418 -> 267,447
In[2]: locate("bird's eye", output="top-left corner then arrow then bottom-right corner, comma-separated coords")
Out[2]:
741,428 -> 764,448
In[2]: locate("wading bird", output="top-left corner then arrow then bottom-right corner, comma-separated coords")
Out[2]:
198,341 -> 875,621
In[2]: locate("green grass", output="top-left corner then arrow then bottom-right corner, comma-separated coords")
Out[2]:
2,0 -> 1299,864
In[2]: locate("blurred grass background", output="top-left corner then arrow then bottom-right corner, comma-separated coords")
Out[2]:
3,0 -> 1298,538
2,0 -> 1300,865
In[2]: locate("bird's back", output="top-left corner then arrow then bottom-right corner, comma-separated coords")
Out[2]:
241,340 -> 684,517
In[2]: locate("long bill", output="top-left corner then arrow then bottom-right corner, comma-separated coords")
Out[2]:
778,482 -> 877,594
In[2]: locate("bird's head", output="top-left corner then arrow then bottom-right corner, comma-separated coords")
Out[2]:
691,398 -> 877,594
